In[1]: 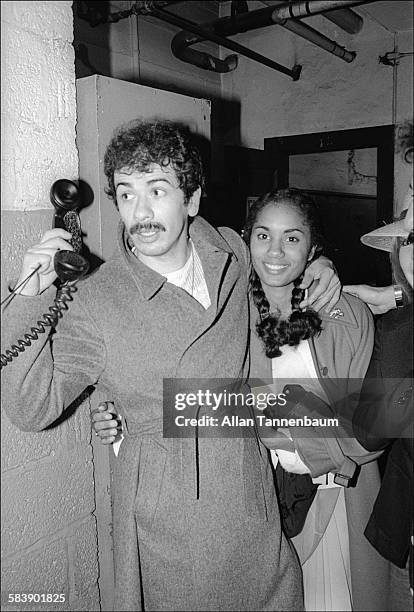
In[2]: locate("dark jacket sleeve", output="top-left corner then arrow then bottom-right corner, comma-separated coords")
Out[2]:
353,311 -> 414,451
354,375 -> 413,451
0,284 -> 106,431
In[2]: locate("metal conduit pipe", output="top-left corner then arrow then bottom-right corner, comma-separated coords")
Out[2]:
165,0 -> 375,76
213,5 -> 287,35
260,2 -> 364,34
322,8 -> 364,34
151,7 -> 302,79
171,31 -> 238,73
76,0 -> 180,27
278,18 -> 356,62
271,0 -> 372,21
212,6 -> 357,63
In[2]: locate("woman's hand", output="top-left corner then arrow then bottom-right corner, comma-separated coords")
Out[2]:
299,256 -> 341,313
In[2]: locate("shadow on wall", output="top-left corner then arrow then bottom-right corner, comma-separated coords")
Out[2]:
73,1 -> 112,76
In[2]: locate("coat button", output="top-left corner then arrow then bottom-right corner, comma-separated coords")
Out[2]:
321,367 -> 328,376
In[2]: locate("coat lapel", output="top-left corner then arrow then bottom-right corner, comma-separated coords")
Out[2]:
189,217 -> 239,324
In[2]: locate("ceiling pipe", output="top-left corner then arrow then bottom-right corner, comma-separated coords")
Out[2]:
279,18 -> 356,62
213,5 -> 357,63
77,0 -> 373,77
270,0 -> 371,21
171,31 -> 238,73
150,6 -> 302,79
169,1 -> 373,74
76,0 -> 180,27
260,1 -> 364,34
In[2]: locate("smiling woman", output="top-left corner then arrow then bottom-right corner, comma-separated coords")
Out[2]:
245,188 -> 390,611
245,189 -> 324,357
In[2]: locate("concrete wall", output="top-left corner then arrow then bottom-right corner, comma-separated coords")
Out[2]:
1,2 -> 100,610
220,1 -> 413,213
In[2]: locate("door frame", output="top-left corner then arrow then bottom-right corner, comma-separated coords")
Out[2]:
264,125 -> 395,285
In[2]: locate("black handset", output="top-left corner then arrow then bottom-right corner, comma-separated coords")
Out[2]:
0,180 -> 90,368
51,179 -> 89,282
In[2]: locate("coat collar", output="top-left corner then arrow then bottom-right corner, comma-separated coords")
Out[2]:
116,216 -> 235,301
190,216 -> 235,257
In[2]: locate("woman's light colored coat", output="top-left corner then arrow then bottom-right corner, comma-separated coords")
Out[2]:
249,293 -> 391,611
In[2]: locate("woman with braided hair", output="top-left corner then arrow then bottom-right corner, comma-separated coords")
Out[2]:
247,189 -> 324,359
245,189 -> 391,611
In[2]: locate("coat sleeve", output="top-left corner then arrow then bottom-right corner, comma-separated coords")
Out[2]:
355,377 -> 413,450
1,284 -> 106,432
286,299 -> 381,479
353,313 -> 413,450
347,297 -> 375,380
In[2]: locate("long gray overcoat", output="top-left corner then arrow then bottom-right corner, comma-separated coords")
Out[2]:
2,216 -> 303,611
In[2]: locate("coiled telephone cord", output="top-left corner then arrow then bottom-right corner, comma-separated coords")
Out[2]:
0,283 -> 78,369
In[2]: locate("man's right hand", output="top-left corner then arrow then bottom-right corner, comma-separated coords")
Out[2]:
15,229 -> 73,296
342,284 -> 396,315
92,402 -> 121,444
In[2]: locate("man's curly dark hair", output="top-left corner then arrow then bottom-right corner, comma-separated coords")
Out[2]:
243,189 -> 324,358
104,119 -> 205,205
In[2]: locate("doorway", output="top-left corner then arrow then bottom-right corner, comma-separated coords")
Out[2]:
265,126 -> 395,286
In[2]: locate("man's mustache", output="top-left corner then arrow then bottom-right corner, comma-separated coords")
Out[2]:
130,222 -> 166,234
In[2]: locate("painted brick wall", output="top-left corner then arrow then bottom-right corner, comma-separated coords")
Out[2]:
1,2 -> 100,610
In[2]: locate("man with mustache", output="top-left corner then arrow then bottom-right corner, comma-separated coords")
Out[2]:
1,119 -> 340,611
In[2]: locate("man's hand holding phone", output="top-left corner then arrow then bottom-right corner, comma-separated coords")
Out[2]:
15,229 -> 73,296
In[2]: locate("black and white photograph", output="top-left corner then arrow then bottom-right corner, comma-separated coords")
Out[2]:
1,1 -> 413,611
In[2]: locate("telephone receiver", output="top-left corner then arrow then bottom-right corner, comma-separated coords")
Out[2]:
51,179 -> 89,282
0,180 -> 90,369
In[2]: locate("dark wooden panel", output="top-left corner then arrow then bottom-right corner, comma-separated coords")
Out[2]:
303,190 -> 390,286
203,145 -> 270,233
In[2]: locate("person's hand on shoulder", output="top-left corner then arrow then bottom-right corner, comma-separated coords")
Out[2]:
343,284 -> 396,315
299,256 -> 341,313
